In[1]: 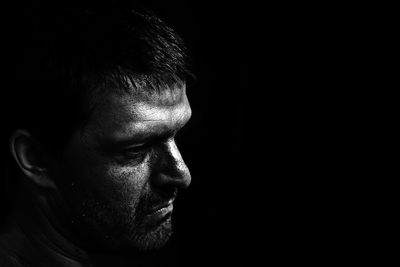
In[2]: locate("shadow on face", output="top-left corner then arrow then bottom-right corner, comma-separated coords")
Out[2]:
50,83 -> 192,251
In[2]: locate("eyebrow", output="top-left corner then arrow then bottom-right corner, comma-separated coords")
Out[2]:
103,114 -> 191,150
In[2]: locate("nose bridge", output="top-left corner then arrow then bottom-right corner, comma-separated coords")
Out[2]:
155,139 -> 191,189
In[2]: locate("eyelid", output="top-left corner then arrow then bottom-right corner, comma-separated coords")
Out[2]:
118,130 -> 179,152
125,142 -> 147,149
121,143 -> 150,155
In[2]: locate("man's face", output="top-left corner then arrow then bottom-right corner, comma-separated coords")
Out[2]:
51,84 -> 191,251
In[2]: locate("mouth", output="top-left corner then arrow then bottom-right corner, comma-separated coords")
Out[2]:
144,200 -> 174,226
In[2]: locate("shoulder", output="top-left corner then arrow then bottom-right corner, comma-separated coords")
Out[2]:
0,227 -> 29,267
0,250 -> 26,267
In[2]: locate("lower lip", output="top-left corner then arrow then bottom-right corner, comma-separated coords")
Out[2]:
145,203 -> 174,224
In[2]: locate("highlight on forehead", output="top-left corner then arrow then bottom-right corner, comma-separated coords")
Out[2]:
81,70 -> 188,129
82,75 -> 191,144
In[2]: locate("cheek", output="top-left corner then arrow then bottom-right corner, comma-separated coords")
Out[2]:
57,152 -> 152,209
101,162 -> 151,205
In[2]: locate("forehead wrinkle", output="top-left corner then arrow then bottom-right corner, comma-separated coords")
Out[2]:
123,102 -> 191,134
107,82 -> 187,121
133,98 -> 190,121
91,89 -> 191,143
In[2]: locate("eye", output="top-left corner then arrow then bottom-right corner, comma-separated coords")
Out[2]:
120,143 -> 149,160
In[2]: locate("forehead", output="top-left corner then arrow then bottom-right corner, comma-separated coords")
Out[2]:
84,84 -> 191,142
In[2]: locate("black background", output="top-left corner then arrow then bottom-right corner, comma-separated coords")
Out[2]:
151,2 -> 387,266
0,1 -> 249,266
2,1 -> 386,266
144,1 -> 249,266
142,2 -> 391,266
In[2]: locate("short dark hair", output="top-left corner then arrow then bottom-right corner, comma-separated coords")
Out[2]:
0,3 -> 192,218
4,4 -> 191,147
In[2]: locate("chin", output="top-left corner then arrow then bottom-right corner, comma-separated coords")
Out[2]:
70,195 -> 175,252
128,216 -> 173,251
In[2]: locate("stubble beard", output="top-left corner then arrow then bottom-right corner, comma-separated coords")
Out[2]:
76,190 -> 174,252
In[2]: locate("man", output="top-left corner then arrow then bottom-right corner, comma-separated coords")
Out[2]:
0,3 -> 192,267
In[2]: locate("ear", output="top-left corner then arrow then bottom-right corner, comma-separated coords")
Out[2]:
9,130 -> 56,189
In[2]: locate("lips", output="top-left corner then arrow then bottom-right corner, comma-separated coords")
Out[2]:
144,200 -> 174,226
149,199 -> 174,213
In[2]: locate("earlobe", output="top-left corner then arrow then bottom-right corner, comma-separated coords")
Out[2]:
9,130 -> 56,189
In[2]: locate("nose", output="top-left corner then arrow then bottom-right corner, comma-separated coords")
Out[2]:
151,139 -> 191,190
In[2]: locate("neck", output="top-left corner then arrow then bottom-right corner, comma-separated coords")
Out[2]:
0,183 -> 90,267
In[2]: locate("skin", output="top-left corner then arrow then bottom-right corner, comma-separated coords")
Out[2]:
0,83 -> 192,266
50,84 -> 192,252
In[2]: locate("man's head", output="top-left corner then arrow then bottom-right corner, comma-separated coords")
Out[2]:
3,5 -> 192,252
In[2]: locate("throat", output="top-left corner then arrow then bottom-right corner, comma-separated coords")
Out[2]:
0,191 -> 90,267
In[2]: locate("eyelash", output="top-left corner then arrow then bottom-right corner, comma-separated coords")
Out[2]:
122,144 -> 148,157
118,135 -> 178,164
118,144 -> 151,165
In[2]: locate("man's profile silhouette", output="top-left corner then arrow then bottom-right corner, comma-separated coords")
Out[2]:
0,2 -> 193,266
